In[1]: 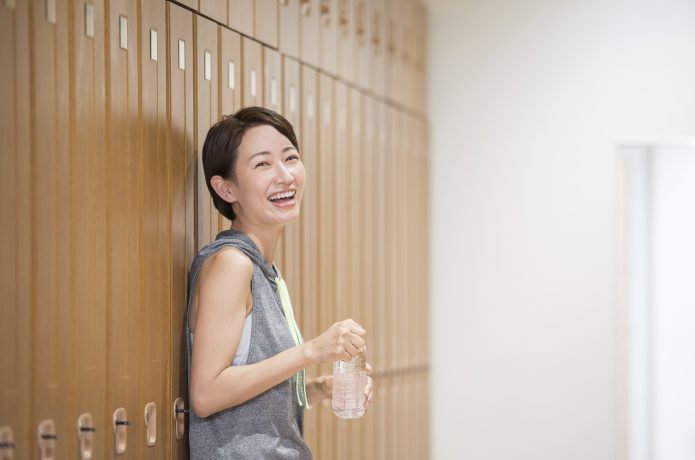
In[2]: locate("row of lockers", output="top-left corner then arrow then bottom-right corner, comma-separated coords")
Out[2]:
171,0 -> 427,113
0,0 -> 429,458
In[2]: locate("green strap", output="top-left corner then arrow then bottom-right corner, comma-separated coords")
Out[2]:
276,277 -> 308,408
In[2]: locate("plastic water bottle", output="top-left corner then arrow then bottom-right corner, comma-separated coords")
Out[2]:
332,347 -> 367,419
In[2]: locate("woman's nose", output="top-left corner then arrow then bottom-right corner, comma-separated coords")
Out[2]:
275,162 -> 294,184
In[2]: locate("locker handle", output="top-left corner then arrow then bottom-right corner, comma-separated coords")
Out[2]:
112,408 -> 129,454
300,0 -> 310,17
173,398 -> 187,440
77,413 -> 95,460
144,402 -> 157,447
338,0 -> 349,35
0,425 -> 14,460
37,419 -> 56,460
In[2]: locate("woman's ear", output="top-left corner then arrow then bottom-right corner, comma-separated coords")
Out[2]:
210,175 -> 237,203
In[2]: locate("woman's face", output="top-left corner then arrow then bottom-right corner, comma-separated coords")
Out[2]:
229,124 -> 306,227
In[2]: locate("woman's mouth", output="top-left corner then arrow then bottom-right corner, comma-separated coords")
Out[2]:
268,190 -> 296,206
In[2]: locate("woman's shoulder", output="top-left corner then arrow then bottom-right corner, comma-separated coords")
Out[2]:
201,246 -> 253,280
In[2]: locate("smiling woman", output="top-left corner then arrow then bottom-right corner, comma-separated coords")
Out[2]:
186,107 -> 374,459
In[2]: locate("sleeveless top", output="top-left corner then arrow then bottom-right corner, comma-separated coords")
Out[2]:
186,230 -> 313,460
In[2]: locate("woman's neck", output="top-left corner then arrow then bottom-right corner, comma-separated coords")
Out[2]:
229,220 -> 282,266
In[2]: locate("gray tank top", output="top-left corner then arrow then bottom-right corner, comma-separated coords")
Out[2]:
186,230 -> 312,459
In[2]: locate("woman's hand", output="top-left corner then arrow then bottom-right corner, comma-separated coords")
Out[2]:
306,363 -> 375,410
363,363 -> 374,410
302,319 -> 366,365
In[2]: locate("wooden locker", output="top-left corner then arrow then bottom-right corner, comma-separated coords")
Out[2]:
72,0 -> 108,457
196,15 -> 219,250
31,0 -> 73,456
263,47 -> 282,113
200,0 -> 227,24
228,0 -> 253,36
299,0 -> 320,67
282,56 -> 302,325
107,0 -> 142,457
353,0 -> 370,90
316,72 -> 335,460
279,0 -> 300,59
140,1 -> 168,457
168,4 -> 195,456
299,64 -> 320,454
220,27 -> 243,116
255,0 -> 279,48
373,100 -> 387,376
384,105 -> 398,374
333,80 -> 350,460
0,3 -> 31,458
319,0 -> 339,75
348,87 -> 365,460
241,37 -> 262,107
337,0 -> 354,83
369,0 -> 386,97
384,0 -> 400,103
361,95 -> 376,372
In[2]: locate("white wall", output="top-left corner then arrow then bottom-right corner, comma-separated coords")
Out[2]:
426,1 -> 695,459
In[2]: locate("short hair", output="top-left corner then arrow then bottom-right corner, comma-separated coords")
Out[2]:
202,106 -> 299,221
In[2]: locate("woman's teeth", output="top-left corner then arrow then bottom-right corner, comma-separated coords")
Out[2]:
269,191 -> 295,201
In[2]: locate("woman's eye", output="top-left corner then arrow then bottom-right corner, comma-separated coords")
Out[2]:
286,154 -> 300,162
254,161 -> 270,168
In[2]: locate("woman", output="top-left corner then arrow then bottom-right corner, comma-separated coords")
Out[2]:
186,106 -> 373,459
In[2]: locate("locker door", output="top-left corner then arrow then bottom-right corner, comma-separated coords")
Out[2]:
72,0 -> 108,458
200,0 -> 227,24
32,0 -> 73,455
337,0 -> 354,83
263,47 -> 282,113
196,15 -> 219,249
0,3 -> 31,459
373,99 -> 387,377
319,0 -> 339,75
384,0 -> 399,103
220,27 -> 242,116
348,87 -> 365,460
107,0 -> 142,457
168,4 -> 195,456
369,0 -> 386,96
140,1 -> 168,457
316,72 -> 335,460
282,56 -> 302,323
241,37 -> 262,107
279,0 -> 300,59
299,64 -> 320,454
333,80 -> 350,460
299,0 -> 320,67
229,0 -> 253,36
255,0 -> 279,47
384,105 -> 397,375
353,0 -> 370,89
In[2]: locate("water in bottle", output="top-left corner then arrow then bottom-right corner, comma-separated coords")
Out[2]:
332,347 -> 367,419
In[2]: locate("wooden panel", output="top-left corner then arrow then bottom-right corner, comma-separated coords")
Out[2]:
0,2 -> 31,458
255,0 -> 278,47
384,105 -> 398,374
196,15 -> 219,250
141,1 -> 168,457
200,0 -> 227,24
228,0 -> 253,36
168,4 -> 195,456
174,0 -> 198,10
279,0 -> 300,59
337,0 -> 354,83
373,100 -> 387,375
316,72 -> 335,460
370,0 -> 386,97
241,37 -> 262,107
108,0 -> 143,457
299,0 -> 320,67
319,0 -> 338,75
353,0 -> 369,89
384,0 -> 400,103
299,64 -> 320,454
72,0 -> 108,457
333,80 -> 350,460
31,0 -> 73,456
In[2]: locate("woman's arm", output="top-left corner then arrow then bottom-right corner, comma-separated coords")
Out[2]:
189,248 -> 366,418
